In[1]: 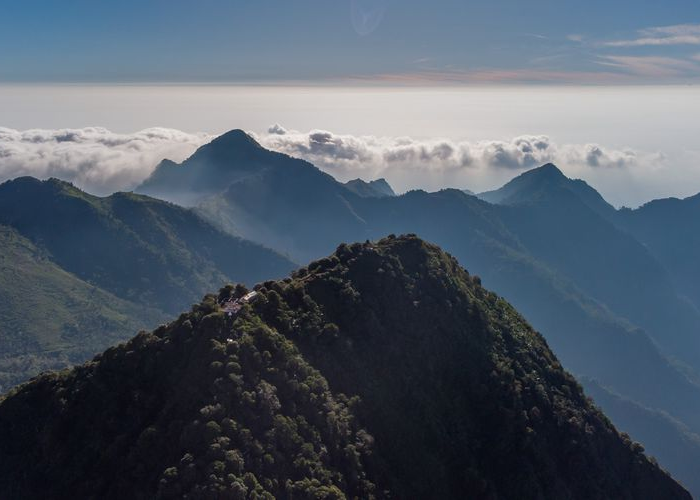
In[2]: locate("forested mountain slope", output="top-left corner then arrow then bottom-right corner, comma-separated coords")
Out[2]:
0,236 -> 689,499
0,176 -> 296,388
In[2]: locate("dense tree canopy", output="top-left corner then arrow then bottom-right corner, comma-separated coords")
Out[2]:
0,236 -> 689,499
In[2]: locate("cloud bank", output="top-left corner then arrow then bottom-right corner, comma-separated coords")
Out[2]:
0,127 -> 211,195
256,124 -> 658,193
0,125 -> 664,202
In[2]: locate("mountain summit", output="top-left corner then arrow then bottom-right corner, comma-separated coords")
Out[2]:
343,178 -> 396,198
479,163 -> 615,217
137,129 -> 317,206
0,235 -> 689,499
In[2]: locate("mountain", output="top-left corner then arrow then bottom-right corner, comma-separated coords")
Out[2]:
0,177 -> 296,389
129,130 -> 700,489
0,224 -> 163,392
479,165 -> 700,372
0,177 -> 295,315
343,178 -> 396,198
617,194 -> 700,311
166,133 -> 700,411
137,129 -> 320,207
0,236 -> 689,499
478,163 -> 616,219
197,157 -> 368,263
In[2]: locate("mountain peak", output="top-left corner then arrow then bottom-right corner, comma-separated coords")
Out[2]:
478,163 -> 615,216
186,128 -> 265,163
136,129 -> 275,204
529,162 -> 565,178
343,177 -> 396,197
207,128 -> 262,150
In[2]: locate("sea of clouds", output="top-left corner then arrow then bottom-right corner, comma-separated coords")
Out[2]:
0,124 -> 663,199
0,127 -> 212,195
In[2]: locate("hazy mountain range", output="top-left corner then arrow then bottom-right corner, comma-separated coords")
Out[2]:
1,129 -> 700,496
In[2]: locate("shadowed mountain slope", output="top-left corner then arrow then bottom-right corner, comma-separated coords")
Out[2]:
0,177 -> 295,315
0,224 -> 163,393
0,236 -> 689,499
617,194 -> 700,311
0,176 -> 296,389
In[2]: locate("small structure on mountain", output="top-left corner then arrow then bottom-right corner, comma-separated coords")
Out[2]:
220,290 -> 259,317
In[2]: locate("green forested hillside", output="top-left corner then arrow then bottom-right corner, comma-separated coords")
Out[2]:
0,236 -> 689,499
0,177 -> 296,389
0,224 -> 163,392
0,177 -> 295,314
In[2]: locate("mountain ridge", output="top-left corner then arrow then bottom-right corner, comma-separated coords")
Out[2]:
0,235 -> 690,499
0,176 -> 296,389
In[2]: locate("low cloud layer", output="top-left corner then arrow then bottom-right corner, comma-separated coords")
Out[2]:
0,127 -> 211,195
256,125 -> 658,193
0,125 -> 664,204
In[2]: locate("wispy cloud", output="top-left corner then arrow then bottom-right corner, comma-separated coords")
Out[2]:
346,68 -> 632,85
597,55 -> 700,77
604,23 -> 700,47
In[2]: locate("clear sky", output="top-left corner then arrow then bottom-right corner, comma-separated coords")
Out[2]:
1,0 -> 700,83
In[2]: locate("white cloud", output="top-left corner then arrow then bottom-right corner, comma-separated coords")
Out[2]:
256,126 -> 663,194
0,127 -> 211,195
604,23 -> 700,47
0,125 -> 666,203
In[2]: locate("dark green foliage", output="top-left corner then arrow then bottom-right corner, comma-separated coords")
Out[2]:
0,235 -> 689,499
252,235 -> 689,499
0,224 -> 164,392
0,296 -> 375,499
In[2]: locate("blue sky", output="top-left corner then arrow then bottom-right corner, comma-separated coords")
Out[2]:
1,0 -> 700,83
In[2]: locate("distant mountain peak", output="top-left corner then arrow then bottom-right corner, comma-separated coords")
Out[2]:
136,129 -> 277,204
186,129 -> 266,165
343,177 -> 396,197
207,128 -> 262,150
478,163 -> 615,217
530,162 -> 565,177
